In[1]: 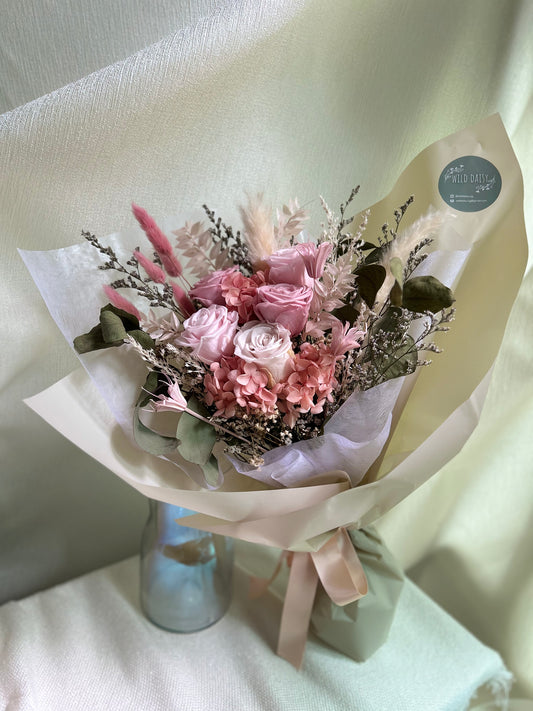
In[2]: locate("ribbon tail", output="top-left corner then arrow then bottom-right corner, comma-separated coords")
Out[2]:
249,552 -> 289,600
276,552 -> 318,669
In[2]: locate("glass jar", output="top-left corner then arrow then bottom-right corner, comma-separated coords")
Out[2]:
140,499 -> 234,632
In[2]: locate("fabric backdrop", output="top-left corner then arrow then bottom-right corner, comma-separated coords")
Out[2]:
1,0 -> 532,698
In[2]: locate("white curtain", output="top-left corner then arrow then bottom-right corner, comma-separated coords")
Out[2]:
1,0 -> 532,696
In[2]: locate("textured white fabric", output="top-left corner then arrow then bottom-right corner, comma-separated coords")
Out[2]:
1,0 -> 532,700
0,0 -> 224,114
0,555 -> 512,711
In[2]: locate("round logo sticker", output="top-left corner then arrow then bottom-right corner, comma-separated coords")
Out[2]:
438,155 -> 501,212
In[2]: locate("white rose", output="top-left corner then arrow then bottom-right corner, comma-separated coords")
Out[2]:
233,321 -> 293,382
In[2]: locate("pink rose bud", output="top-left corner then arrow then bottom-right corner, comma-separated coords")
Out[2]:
189,267 -> 238,306
176,304 -> 239,363
254,283 -> 313,336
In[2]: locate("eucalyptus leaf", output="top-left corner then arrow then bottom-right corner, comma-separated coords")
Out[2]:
101,303 -> 140,330
332,303 -> 360,326
129,329 -> 156,349
355,264 -> 386,308
375,335 -> 418,382
100,309 -> 128,343
388,257 -> 404,307
73,324 -> 119,353
201,454 -> 222,488
373,306 -> 403,334
73,303 -> 153,354
137,370 -> 160,408
363,246 -> 385,265
403,276 -> 454,313
133,407 -> 179,456
176,397 -> 216,466
389,281 -> 403,307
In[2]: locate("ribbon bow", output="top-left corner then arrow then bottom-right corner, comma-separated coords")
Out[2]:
252,527 -> 368,669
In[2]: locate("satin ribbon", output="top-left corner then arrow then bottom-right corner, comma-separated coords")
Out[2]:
251,527 -> 368,669
249,550 -> 293,600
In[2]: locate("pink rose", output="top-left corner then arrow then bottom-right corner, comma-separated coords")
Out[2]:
254,283 -> 313,336
265,247 -> 311,287
189,267 -> 238,306
176,304 -> 238,363
265,242 -> 332,286
233,321 -> 293,382
294,242 -> 332,279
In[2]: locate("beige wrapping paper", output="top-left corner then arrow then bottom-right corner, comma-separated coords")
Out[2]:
311,526 -> 404,660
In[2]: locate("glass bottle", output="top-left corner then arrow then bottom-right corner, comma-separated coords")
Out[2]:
140,499 -> 233,632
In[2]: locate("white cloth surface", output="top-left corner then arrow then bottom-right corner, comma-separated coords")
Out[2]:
0,555 -> 513,711
0,0 -> 224,114
1,0 -> 532,700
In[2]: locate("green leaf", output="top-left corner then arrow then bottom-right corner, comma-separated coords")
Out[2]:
201,454 -> 222,488
100,309 -> 128,343
360,241 -> 378,251
73,324 -> 118,353
375,335 -> 418,382
137,370 -> 160,408
332,302 -> 360,326
355,264 -> 386,308
133,371 -> 179,455
363,245 -> 385,264
176,397 -> 216,467
402,276 -> 454,314
73,303 -> 154,354
133,407 -> 179,456
129,329 -> 156,349
389,281 -> 403,307
101,303 -> 140,330
373,306 -> 403,333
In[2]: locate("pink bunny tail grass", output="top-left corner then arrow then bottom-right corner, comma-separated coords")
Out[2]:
133,250 -> 166,284
103,285 -> 142,321
131,203 -> 171,256
171,283 -> 195,317
131,203 -> 183,277
160,253 -> 183,278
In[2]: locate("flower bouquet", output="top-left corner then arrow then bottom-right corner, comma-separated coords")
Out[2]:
21,115 -> 527,668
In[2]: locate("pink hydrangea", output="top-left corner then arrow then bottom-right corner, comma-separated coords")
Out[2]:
275,343 -> 337,427
220,270 -> 267,323
204,356 -> 277,418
